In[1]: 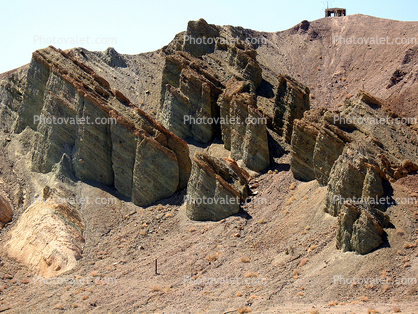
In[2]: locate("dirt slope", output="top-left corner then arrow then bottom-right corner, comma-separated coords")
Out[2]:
0,14 -> 417,313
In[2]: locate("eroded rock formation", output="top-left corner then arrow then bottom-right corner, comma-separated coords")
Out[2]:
159,19 -> 312,173
336,202 -> 390,255
186,152 -> 251,221
218,78 -> 269,172
290,91 -> 418,254
271,74 -> 310,143
14,46 -> 191,207
159,51 -> 223,143
4,185 -> 84,277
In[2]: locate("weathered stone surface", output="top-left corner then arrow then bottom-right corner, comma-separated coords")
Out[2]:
273,74 -> 310,143
186,152 -> 250,221
0,66 -> 27,132
160,18 -> 263,145
4,185 -> 84,277
13,46 -> 191,207
291,91 -> 418,217
164,18 -> 262,88
290,114 -> 320,182
218,78 -> 269,172
132,137 -> 179,207
102,47 -> 127,68
182,19 -> 220,57
324,143 -> 372,217
290,91 -> 418,254
336,202 -> 389,254
0,191 -> 13,228
324,92 -> 418,217
160,53 -> 222,143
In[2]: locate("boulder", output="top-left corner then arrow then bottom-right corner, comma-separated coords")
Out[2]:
186,152 -> 250,221
336,202 -> 389,254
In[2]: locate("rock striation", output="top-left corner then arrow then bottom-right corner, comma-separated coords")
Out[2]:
271,74 -> 310,143
159,19 -> 263,146
218,78 -> 269,172
13,46 -> 191,207
159,51 -> 223,143
160,19 -> 313,173
290,91 -> 418,254
4,185 -> 84,277
186,152 -> 251,221
336,202 -> 390,255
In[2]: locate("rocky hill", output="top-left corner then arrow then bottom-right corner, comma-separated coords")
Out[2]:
0,14 -> 417,313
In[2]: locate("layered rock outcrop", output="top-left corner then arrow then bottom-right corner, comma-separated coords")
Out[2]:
4,185 -> 84,277
159,51 -> 223,143
336,202 -> 390,255
160,21 -> 263,145
271,75 -> 310,143
218,78 -> 269,172
0,66 -> 27,132
290,91 -> 418,254
160,19 -> 312,173
14,46 -> 191,207
186,152 -> 251,221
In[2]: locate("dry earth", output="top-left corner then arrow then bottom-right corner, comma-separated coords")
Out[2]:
0,14 -> 417,314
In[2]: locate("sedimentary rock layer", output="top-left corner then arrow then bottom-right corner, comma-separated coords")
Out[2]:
290,91 -> 418,254
186,152 -> 250,221
15,46 -> 191,207
218,78 -> 269,172
4,185 -> 84,277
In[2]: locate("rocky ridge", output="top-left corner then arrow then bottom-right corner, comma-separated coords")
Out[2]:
290,91 -> 418,253
13,46 -> 191,207
0,15 -> 417,313
185,152 -> 251,221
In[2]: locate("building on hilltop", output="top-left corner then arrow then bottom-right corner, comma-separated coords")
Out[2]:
325,8 -> 346,17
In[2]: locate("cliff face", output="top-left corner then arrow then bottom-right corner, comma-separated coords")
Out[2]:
185,152 -> 250,221
13,46 -> 191,207
290,91 -> 418,253
159,19 -> 311,173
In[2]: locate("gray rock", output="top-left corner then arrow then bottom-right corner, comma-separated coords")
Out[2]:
218,78 -> 269,172
336,202 -> 389,254
186,152 -> 250,221
273,74 -> 310,143
12,46 -> 191,207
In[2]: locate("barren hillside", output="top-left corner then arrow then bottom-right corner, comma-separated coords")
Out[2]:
0,14 -> 417,314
